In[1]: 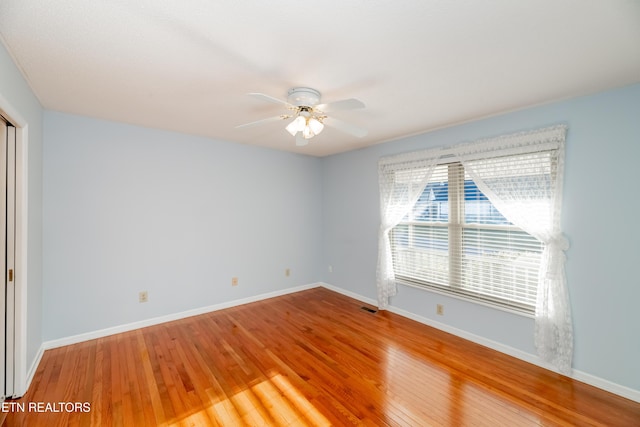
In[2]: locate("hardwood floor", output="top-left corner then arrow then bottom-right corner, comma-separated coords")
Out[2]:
2,287 -> 639,426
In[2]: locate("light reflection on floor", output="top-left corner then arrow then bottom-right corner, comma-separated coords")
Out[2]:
381,342 -> 546,426
170,373 -> 331,426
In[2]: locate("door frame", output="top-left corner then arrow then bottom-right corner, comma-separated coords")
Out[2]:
0,93 -> 29,398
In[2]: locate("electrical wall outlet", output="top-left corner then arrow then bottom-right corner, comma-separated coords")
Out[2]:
139,291 -> 148,303
285,268 -> 291,277
232,277 -> 238,286
436,304 -> 444,315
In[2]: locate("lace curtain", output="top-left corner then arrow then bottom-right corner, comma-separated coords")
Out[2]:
376,125 -> 572,374
377,152 -> 440,309
453,125 -> 571,374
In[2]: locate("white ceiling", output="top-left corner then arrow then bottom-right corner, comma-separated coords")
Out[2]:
1,1 -> 639,157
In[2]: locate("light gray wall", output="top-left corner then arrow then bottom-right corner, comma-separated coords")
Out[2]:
43,112 -> 323,340
321,83 -> 640,392
0,42 -> 44,377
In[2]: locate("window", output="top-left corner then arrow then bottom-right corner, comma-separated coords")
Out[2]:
390,161 -> 544,312
377,125 -> 572,373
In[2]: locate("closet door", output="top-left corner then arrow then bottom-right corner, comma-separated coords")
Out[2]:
0,117 -> 15,399
0,118 -> 7,400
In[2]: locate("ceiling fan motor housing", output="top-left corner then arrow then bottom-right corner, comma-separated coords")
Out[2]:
287,87 -> 321,107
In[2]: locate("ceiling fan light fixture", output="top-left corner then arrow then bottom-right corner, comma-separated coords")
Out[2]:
285,120 -> 297,136
240,87 -> 367,145
308,117 -> 324,135
286,115 -> 306,135
302,125 -> 314,139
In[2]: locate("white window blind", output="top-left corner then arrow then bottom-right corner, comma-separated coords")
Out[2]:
390,158 -> 547,312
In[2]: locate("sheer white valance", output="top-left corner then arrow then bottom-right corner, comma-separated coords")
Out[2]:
377,125 -> 572,374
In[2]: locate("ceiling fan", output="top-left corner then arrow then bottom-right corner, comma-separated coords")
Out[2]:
236,87 -> 367,146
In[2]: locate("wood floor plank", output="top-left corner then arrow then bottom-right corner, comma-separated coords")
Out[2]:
3,287 -> 639,426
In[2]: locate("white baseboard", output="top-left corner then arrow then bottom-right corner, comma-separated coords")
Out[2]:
19,344 -> 45,398
571,370 -> 640,404
318,282 -> 640,403
320,282 -> 378,306
43,283 -> 319,350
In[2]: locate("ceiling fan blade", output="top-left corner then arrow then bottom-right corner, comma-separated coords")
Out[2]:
323,117 -> 368,138
248,92 -> 293,108
295,132 -> 309,146
315,98 -> 365,112
235,115 -> 290,129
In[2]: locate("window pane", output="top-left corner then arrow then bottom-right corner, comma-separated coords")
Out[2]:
461,228 -> 542,307
412,164 -> 449,222
392,226 -> 449,286
414,224 -> 448,251
464,175 -> 509,225
395,164 -> 450,286
392,223 -> 408,248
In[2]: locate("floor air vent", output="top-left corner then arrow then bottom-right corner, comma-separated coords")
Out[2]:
361,306 -> 377,314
